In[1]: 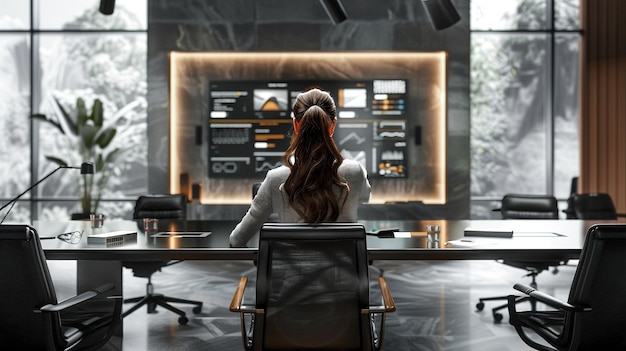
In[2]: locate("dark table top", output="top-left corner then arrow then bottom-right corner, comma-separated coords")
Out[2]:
36,218 -> 621,261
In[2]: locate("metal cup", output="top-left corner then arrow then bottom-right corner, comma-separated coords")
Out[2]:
90,213 -> 105,229
426,225 -> 441,243
143,218 -> 159,233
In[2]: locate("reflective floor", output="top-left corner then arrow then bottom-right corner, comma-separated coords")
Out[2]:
49,259 -> 576,350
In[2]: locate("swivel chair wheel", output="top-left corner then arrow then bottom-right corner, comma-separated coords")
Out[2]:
192,306 -> 202,314
493,312 -> 503,323
147,302 -> 158,313
476,302 -> 485,311
178,316 -> 189,325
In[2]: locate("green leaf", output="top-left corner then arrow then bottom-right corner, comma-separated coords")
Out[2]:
31,114 -> 65,135
95,127 -> 117,148
44,156 -> 69,167
54,97 -> 79,136
95,154 -> 105,172
76,98 -> 88,128
104,148 -> 121,163
91,99 -> 104,127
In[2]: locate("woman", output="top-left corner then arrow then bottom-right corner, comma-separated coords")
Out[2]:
229,88 -> 371,247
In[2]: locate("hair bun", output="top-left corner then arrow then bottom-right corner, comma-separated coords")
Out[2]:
307,104 -> 324,112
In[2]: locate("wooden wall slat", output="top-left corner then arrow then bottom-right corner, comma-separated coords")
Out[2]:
580,0 -> 589,190
582,0 -> 594,192
619,0 -> 626,212
597,0 -> 607,191
580,0 -> 626,214
607,0 -> 617,196
592,0 -> 599,190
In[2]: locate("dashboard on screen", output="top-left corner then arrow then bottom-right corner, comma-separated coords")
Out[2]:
208,79 -> 409,179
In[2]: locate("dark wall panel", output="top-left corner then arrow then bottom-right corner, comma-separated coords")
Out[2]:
147,0 -> 470,219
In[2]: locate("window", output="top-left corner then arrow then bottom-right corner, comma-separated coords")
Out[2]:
0,0 -> 147,222
470,0 -> 581,218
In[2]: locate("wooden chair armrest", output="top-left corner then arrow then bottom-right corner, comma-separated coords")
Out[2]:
230,276 -> 248,312
378,276 -> 396,312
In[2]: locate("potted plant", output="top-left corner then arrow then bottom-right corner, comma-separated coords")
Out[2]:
33,96 -> 120,219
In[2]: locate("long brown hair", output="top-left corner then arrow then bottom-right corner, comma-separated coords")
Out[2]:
282,88 -> 348,223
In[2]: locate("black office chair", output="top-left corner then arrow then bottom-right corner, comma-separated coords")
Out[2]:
0,224 -> 122,350
561,177 -> 579,219
568,192 -> 621,219
477,194 -> 564,322
494,194 -> 561,219
122,194 -> 202,324
507,224 -> 626,350
229,223 -> 396,351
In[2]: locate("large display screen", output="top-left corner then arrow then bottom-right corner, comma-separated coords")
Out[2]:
208,79 -> 409,179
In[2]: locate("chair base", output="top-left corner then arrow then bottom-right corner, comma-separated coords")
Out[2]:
122,293 -> 203,325
477,265 -> 547,323
476,295 -> 537,323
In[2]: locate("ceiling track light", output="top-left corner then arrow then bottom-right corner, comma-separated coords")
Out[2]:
318,0 -> 348,25
420,0 -> 461,31
99,0 -> 116,15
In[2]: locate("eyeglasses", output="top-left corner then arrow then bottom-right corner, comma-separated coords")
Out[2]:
56,230 -> 84,244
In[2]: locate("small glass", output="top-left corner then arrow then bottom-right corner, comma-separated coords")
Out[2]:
90,213 -> 105,229
426,225 -> 441,243
143,218 -> 159,233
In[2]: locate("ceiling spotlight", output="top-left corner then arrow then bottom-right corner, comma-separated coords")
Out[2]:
99,0 -> 116,15
318,0 -> 348,25
420,0 -> 461,31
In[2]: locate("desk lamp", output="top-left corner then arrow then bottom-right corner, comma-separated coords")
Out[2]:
99,0 -> 115,15
0,162 -> 94,224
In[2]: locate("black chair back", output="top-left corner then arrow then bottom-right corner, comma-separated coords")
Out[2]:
255,223 -> 370,351
562,177 -> 580,219
564,224 -> 626,348
499,194 -> 559,219
508,224 -> 626,350
569,176 -> 579,196
0,225 -> 60,350
571,193 -> 617,219
133,194 -> 187,219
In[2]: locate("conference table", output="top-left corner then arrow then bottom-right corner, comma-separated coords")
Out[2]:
36,217 -> 619,294
35,218 -> 621,348
38,218 -> 606,261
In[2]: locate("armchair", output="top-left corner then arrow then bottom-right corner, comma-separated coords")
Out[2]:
229,223 -> 396,351
507,224 -> 626,350
122,194 -> 203,324
0,224 -> 121,350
